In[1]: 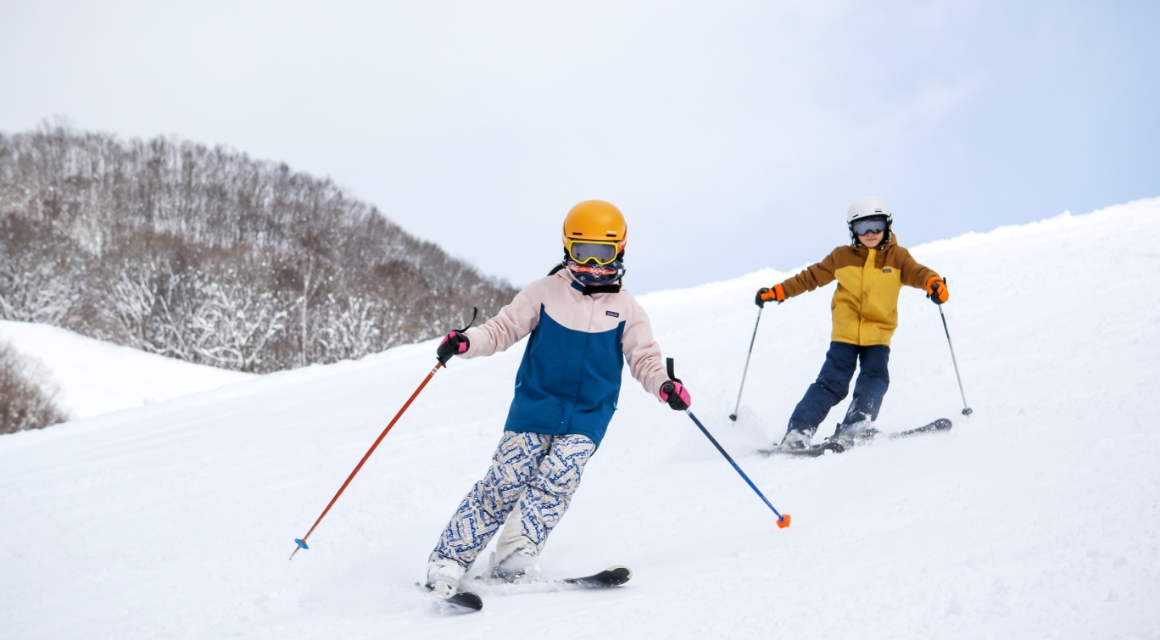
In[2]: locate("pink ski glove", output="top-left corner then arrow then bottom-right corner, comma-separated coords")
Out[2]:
436,331 -> 470,365
660,380 -> 691,411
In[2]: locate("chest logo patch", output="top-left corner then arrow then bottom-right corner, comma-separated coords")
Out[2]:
606,310 -> 620,318
883,268 -> 892,273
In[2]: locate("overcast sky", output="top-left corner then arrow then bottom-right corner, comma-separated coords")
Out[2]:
2,1 -> 1157,292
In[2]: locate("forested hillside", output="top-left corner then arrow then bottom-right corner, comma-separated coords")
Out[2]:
0,122 -> 515,373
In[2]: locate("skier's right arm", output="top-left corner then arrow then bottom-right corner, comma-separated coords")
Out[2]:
755,251 -> 837,306
457,281 -> 545,359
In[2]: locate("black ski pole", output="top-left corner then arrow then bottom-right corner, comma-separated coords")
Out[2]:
934,294 -> 972,416
669,358 -> 790,529
728,307 -> 763,422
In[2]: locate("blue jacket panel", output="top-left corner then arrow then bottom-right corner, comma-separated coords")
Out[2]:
503,304 -> 626,447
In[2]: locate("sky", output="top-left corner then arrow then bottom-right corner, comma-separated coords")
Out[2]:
2,0 -> 1157,292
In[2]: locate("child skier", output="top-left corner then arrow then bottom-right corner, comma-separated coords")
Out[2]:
755,196 -> 949,450
425,200 -> 691,598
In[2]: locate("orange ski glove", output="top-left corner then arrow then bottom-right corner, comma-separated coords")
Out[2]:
926,277 -> 949,305
755,284 -> 786,308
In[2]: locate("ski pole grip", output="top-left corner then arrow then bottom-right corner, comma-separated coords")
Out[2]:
438,306 -> 480,366
666,357 -> 682,383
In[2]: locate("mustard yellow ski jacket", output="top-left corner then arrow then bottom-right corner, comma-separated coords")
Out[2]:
780,238 -> 939,347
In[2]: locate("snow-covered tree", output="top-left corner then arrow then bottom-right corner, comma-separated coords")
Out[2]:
193,279 -> 287,373
0,122 -> 516,372
0,341 -> 68,434
317,294 -> 382,362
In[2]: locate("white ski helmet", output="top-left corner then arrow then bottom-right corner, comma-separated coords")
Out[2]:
847,196 -> 893,245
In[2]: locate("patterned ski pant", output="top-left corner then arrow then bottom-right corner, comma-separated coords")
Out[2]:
429,431 -> 596,573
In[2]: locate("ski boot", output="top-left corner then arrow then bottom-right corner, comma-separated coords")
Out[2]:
487,547 -> 543,584
778,428 -> 815,451
425,561 -> 466,599
826,420 -> 879,450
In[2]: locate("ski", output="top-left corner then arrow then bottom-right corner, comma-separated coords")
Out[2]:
888,418 -> 952,439
560,565 -> 632,588
758,419 -> 952,457
419,583 -> 484,613
757,441 -> 841,458
474,565 -> 633,590
440,591 -> 483,612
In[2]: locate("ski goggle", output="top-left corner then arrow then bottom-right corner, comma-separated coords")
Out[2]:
852,216 -> 888,237
566,240 -> 620,266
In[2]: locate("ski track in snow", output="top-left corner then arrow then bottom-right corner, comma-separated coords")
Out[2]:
2,199 -> 1159,639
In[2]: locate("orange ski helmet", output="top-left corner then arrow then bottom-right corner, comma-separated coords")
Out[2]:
561,200 -> 627,287
562,200 -> 627,259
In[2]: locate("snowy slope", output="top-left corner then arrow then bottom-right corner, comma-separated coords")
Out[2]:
2,199 -> 1159,639
0,320 -> 252,420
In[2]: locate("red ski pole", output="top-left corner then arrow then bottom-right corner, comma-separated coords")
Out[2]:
290,362 -> 442,559
290,309 -> 477,560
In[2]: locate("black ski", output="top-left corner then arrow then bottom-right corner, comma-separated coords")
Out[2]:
422,565 -> 631,612
560,565 -> 632,588
420,584 -> 484,613
441,591 -> 483,612
758,419 -> 952,457
888,418 -> 952,439
474,565 -> 633,590
757,441 -> 842,458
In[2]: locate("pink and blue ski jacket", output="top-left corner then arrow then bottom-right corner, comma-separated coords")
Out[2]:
461,270 -> 670,447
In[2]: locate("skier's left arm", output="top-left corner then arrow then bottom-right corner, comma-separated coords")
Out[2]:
621,300 -> 689,410
900,249 -> 949,304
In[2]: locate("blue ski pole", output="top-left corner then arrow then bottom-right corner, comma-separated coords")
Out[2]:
668,358 -> 790,528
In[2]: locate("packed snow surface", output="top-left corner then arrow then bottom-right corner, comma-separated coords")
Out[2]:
0,320 -> 252,420
2,199 -> 1159,639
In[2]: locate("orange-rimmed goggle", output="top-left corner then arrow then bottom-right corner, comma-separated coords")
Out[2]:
565,240 -> 621,266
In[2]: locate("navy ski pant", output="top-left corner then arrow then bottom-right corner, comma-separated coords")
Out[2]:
787,341 -> 890,435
